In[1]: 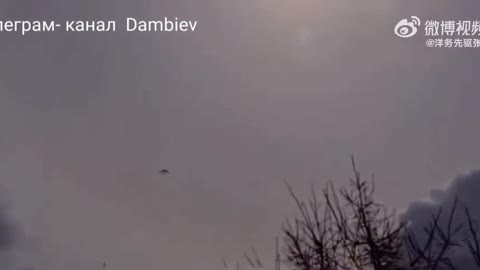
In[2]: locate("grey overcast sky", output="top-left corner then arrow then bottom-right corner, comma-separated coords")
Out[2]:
1,0 -> 480,269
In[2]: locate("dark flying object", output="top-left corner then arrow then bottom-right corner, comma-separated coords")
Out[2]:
159,169 -> 170,175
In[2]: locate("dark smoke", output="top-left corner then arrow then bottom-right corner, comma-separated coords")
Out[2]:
402,170 -> 480,269
0,206 -> 16,251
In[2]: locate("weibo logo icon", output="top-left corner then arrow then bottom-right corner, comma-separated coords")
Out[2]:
394,16 -> 420,38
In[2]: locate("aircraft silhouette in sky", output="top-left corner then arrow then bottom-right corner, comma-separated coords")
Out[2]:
159,169 -> 170,175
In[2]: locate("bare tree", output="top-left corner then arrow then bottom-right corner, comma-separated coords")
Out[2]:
464,207 -> 480,268
226,158 -> 480,270
282,182 -> 339,270
405,198 -> 463,270
281,157 -> 404,270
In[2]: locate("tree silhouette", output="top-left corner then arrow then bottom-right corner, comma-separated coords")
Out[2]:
281,157 -> 404,270
224,157 -> 480,270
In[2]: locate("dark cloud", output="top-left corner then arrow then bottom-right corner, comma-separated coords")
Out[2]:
0,213 -> 15,251
0,196 -> 17,251
0,195 -> 20,270
402,170 -> 480,269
